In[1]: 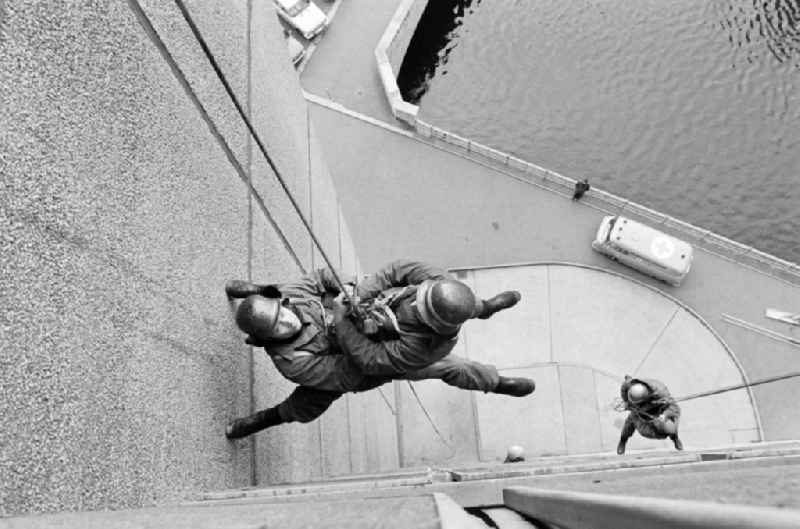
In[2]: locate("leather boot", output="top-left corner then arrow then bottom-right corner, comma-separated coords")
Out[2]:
225,407 -> 283,439
493,376 -> 535,397
477,291 -> 521,319
225,280 -> 275,299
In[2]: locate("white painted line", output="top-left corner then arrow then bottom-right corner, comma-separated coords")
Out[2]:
721,313 -> 800,347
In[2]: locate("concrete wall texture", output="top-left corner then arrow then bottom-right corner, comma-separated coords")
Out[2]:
0,0 -> 375,516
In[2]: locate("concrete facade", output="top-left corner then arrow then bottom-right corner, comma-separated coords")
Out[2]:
0,0 -> 392,517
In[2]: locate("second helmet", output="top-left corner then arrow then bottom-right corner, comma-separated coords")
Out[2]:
416,279 -> 477,335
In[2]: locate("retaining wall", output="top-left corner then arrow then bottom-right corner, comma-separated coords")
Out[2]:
375,0 -> 427,124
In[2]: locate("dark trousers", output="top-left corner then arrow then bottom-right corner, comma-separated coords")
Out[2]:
274,354 -> 500,424
622,413 -> 680,440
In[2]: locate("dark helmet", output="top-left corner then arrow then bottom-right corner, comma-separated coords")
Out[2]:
627,382 -> 650,404
235,295 -> 281,340
416,279 -> 477,335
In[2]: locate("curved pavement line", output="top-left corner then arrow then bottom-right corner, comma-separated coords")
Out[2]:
461,261 -> 764,446
456,260 -> 761,436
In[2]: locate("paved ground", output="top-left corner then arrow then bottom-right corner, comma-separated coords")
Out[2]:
298,0 -> 800,466
396,264 -> 760,466
517,455 -> 800,509
3,494 -> 441,529
305,98 -> 800,445
301,0 -> 398,122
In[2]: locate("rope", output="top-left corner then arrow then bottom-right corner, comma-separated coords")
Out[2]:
613,372 -> 800,421
160,2 -> 447,437
127,0 -> 304,271
676,371 -> 800,402
376,387 -> 396,416
171,0 -> 352,300
407,381 -> 454,453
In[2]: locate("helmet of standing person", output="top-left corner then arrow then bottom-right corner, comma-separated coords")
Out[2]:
627,382 -> 650,404
415,279 -> 477,335
235,295 -> 282,340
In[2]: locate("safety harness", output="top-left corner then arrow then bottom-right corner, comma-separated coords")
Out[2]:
350,286 -> 412,340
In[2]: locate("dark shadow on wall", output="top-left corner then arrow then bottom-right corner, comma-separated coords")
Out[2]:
397,0 -> 482,105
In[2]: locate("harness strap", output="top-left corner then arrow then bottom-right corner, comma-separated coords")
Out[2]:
365,286 -> 411,336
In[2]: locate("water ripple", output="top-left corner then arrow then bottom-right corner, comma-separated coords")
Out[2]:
401,0 -> 800,263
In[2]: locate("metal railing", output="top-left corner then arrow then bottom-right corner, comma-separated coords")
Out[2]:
373,2 -> 800,285
375,0 -> 800,285
415,119 -> 800,286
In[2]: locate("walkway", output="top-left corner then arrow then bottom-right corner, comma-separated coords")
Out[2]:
391,263 -> 760,466
300,0 -> 800,464
301,0 -> 398,122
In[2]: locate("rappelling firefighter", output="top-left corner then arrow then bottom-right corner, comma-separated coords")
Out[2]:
616,375 -> 683,454
223,259 -> 536,439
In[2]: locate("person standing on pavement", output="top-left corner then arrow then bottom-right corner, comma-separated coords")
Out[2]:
572,178 -> 590,201
224,259 -> 536,439
616,375 -> 683,454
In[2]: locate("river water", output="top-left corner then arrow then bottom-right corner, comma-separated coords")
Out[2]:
398,0 -> 800,265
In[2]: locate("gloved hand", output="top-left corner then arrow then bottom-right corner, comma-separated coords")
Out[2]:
332,294 -> 349,323
245,335 -> 268,347
342,277 -> 357,299
658,414 -> 677,435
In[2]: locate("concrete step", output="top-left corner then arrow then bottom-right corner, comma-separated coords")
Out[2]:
192,440 -> 800,506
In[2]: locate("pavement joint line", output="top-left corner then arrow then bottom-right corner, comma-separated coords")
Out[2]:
632,306 -> 680,377
447,261 -> 763,441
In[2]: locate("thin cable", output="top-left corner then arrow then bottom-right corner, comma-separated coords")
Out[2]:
407,381 -> 454,451
614,371 -> 800,423
127,0 -> 304,271
170,2 -> 450,445
676,371 -> 800,402
172,0 -> 349,297
376,387 -> 396,416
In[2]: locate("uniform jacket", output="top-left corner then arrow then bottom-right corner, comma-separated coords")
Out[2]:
259,268 -> 366,392
621,376 -> 681,423
335,259 -> 460,377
